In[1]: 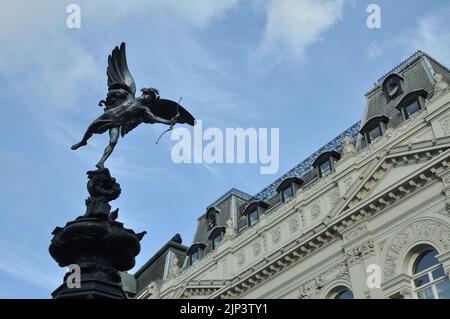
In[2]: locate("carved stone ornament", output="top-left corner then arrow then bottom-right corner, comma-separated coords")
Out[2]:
237,252 -> 246,267
345,240 -> 375,266
168,254 -> 181,279
343,135 -> 356,154
434,73 -> 449,92
146,282 -> 160,299
272,228 -> 281,245
440,115 -> 450,136
288,218 -> 300,234
383,219 -> 450,280
299,276 -> 327,299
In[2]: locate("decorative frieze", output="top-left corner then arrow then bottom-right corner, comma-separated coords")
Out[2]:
384,219 -> 450,280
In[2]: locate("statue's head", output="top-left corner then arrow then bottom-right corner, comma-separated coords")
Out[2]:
99,88 -> 129,107
140,87 -> 160,102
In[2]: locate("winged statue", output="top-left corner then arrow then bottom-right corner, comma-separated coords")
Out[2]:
71,42 -> 195,169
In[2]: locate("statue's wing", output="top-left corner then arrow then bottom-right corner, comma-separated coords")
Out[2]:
147,99 -> 196,126
107,43 -> 136,96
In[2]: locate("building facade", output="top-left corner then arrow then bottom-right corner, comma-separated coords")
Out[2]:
133,52 -> 450,299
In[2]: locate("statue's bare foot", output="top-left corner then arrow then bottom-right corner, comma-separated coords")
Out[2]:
71,141 -> 87,150
95,162 -> 104,170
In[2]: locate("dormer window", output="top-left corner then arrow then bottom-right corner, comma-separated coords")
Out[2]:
205,207 -> 219,230
248,209 -> 259,226
360,115 -> 389,145
190,250 -> 199,263
404,100 -> 421,118
395,89 -> 428,121
208,226 -> 225,250
242,200 -> 269,227
313,151 -> 341,178
212,233 -> 222,249
282,186 -> 293,201
276,177 -> 304,203
186,243 -> 206,265
368,125 -> 382,141
319,159 -> 332,176
382,73 -> 404,101
207,216 -> 216,229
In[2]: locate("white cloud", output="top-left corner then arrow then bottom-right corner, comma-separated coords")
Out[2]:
366,5 -> 450,66
406,9 -> 450,65
256,0 -> 344,66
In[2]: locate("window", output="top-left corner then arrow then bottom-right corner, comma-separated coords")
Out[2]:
395,90 -> 428,121
360,115 -> 389,145
187,243 -> 205,265
334,289 -> 354,299
212,233 -> 222,250
319,160 -> 332,177
276,177 -> 304,203
282,185 -> 293,202
313,151 -> 341,178
412,249 -> 450,299
206,210 -> 217,230
207,216 -> 216,229
248,209 -> 259,227
368,125 -> 382,142
327,287 -> 354,299
190,250 -> 199,264
243,201 -> 269,227
382,74 -> 404,101
403,99 -> 421,119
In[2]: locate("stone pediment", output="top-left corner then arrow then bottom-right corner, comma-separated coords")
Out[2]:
334,139 -> 450,218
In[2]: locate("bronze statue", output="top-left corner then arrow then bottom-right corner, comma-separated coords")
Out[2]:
71,42 -> 195,169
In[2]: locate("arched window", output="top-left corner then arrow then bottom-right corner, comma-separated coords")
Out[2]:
327,286 -> 354,299
381,73 -> 404,101
412,248 -> 450,299
334,289 -> 354,299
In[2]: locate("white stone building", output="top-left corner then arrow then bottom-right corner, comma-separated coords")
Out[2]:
131,51 -> 450,299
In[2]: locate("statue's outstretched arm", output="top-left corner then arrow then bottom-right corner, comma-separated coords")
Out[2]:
142,107 -> 178,126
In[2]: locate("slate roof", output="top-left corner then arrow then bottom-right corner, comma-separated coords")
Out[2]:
357,51 -> 450,149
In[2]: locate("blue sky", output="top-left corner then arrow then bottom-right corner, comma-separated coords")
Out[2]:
1,0 -> 450,298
